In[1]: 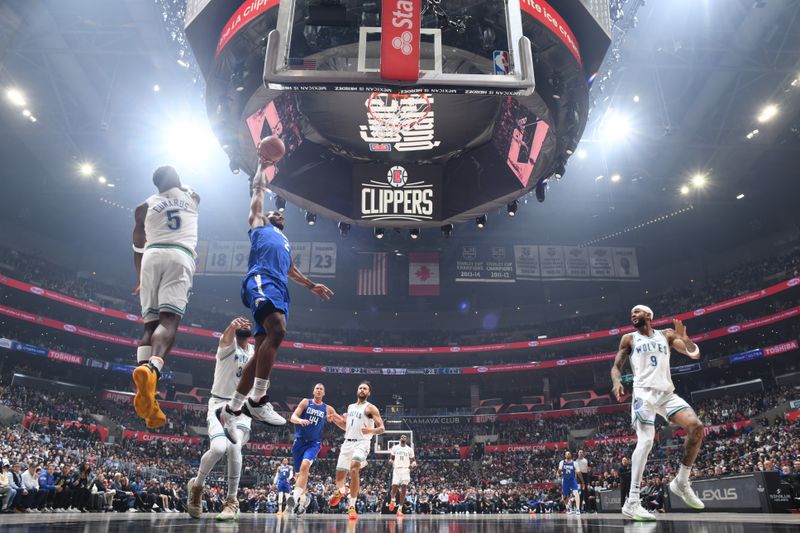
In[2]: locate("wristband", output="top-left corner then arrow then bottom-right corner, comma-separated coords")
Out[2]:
132,244 -> 145,254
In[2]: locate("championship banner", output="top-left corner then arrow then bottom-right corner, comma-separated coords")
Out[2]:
195,241 -> 336,277
538,245 -> 565,278
564,246 -> 590,278
456,245 -> 515,282
409,252 -> 440,296
514,245 -> 540,280
3,271 -> 796,354
588,246 -> 615,278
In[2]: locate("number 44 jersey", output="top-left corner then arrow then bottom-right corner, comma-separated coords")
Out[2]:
144,186 -> 199,256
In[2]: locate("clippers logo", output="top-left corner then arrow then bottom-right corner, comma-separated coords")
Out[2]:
360,165 -> 434,222
392,31 -> 413,55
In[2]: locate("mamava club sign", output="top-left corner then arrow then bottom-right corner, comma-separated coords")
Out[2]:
354,164 -> 442,222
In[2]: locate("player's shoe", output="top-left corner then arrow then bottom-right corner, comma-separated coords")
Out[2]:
396,509 -> 404,518
186,477 -> 203,519
621,500 -> 657,522
241,395 -> 286,426
329,487 -> 347,507
348,506 -> 358,520
295,495 -> 308,516
133,363 -> 165,427
286,494 -> 296,515
214,405 -> 241,445
216,497 -> 239,521
388,499 -> 396,512
669,479 -> 704,510
575,510 -> 581,516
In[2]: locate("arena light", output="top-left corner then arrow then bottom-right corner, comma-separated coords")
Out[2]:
610,174 -> 621,183
338,221 -> 350,237
736,193 -> 745,200
409,228 -> 420,240
22,109 -> 31,117
680,185 -> 690,195
757,104 -> 778,123
5,88 -> 26,107
507,200 -> 518,216
476,214 -> 487,229
153,84 -> 161,92
78,162 -> 95,177
553,159 -> 566,179
305,211 -> 316,225
633,95 -> 640,103
441,224 -> 453,238
374,227 -> 384,239
98,176 -> 107,184
746,128 -> 760,139
691,174 -> 706,188
601,110 -> 631,141
535,180 -> 547,203
576,149 -> 588,159
228,160 -> 240,174
164,120 -> 219,169
275,196 -> 286,212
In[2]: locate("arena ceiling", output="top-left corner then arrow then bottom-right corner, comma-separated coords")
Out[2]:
0,0 -> 799,254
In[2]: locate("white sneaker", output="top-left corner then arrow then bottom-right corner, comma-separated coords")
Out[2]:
286,493 -> 296,515
242,396 -> 286,426
215,405 -> 242,444
576,510 -> 581,515
669,479 -> 705,510
216,497 -> 239,521
621,500 -> 657,522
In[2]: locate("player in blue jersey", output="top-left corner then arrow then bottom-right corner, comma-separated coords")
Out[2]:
558,451 -> 584,515
287,383 -> 343,515
274,458 -> 294,515
217,156 -> 334,443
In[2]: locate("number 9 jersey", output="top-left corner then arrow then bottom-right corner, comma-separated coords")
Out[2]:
629,330 -> 674,393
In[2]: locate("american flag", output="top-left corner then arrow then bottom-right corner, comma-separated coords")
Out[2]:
288,58 -> 318,70
357,252 -> 387,296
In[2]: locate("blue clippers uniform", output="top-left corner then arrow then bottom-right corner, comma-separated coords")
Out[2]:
291,399 -> 327,472
561,459 -> 579,496
276,464 -> 292,494
241,224 -> 291,335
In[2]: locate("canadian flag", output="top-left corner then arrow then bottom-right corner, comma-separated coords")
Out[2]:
409,252 -> 439,296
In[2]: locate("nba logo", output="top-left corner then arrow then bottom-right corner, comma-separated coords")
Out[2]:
493,51 -> 509,74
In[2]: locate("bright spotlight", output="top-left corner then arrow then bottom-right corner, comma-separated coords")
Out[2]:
757,104 -> 778,123
576,149 -> 588,159
691,174 -> 706,188
633,95 -> 640,103
305,211 -> 316,225
476,214 -> 487,229
153,84 -> 161,92
98,176 -> 107,184
6,88 -> 26,107
409,228 -> 420,239
736,193 -> 745,200
610,174 -> 621,183
164,120 -> 219,169
374,227 -> 384,239
79,163 -> 95,177
602,111 -> 631,141
680,185 -> 690,195
275,196 -> 286,213
22,109 -> 31,117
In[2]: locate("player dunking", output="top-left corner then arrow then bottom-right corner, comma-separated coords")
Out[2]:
329,381 -> 385,520
388,434 -> 415,517
216,159 -> 334,442
611,305 -> 705,521
287,383 -> 342,515
186,317 -> 254,521
132,165 -> 199,429
274,458 -> 293,515
558,451 -> 583,515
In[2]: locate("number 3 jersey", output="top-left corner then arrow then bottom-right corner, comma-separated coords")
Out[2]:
211,342 -> 254,399
629,330 -> 675,393
144,186 -> 199,256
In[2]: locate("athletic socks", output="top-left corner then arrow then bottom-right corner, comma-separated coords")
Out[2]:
148,356 -> 164,372
348,496 -> 357,509
677,464 -> 691,485
229,391 -> 248,412
292,487 -> 303,501
137,346 -> 151,363
251,378 -> 270,401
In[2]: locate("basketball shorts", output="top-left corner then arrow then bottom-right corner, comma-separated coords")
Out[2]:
562,478 -> 579,496
392,467 -> 411,486
140,247 -> 196,323
208,397 -> 251,446
336,440 -> 371,471
631,387 -> 691,427
277,480 -> 291,494
240,273 -> 288,336
292,439 -> 322,472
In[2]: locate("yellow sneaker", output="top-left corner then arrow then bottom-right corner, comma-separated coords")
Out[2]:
396,509 -> 404,518
133,365 -> 160,419
348,506 -> 358,520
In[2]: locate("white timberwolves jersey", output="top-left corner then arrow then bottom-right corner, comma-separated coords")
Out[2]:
345,402 -> 375,441
629,330 -> 674,393
391,444 -> 414,469
211,342 -> 254,398
144,186 -> 199,255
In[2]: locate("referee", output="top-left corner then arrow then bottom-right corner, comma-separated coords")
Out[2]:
576,450 -> 590,512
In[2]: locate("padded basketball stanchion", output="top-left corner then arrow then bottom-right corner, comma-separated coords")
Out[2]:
379,0 -> 421,82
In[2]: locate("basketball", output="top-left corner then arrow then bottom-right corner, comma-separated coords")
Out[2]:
258,135 -> 285,164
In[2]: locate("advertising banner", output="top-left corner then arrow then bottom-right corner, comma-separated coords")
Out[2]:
353,164 -> 442,223
667,474 -> 765,512
597,489 -> 622,512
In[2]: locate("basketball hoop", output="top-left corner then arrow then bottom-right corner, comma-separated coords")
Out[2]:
365,92 -> 431,137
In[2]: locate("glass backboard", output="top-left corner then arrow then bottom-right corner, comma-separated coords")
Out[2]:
264,0 -> 534,95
